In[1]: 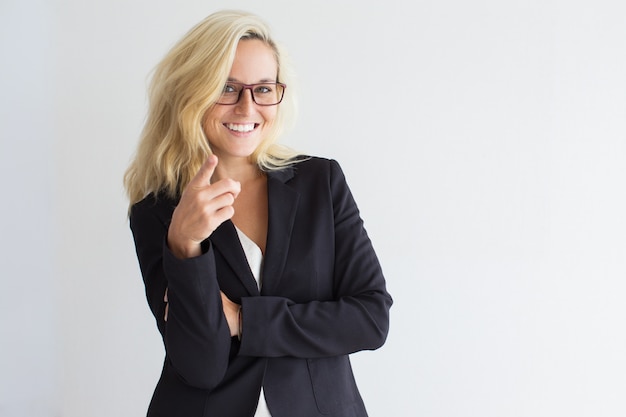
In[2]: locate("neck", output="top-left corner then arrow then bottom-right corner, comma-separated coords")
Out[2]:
211,155 -> 262,183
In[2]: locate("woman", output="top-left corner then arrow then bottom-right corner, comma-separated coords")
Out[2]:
124,10 -> 392,417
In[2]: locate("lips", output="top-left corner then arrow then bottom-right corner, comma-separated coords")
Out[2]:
225,123 -> 257,132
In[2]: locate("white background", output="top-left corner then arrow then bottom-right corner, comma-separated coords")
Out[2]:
1,0 -> 625,416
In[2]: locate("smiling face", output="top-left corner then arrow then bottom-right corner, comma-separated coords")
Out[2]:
202,39 -> 279,163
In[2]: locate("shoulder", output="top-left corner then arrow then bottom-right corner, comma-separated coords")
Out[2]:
290,156 -> 345,180
268,155 -> 341,185
275,156 -> 352,199
129,192 -> 179,229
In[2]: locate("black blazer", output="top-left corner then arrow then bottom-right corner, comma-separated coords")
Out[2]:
130,157 -> 392,417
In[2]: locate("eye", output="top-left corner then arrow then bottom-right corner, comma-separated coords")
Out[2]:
254,84 -> 273,94
223,83 -> 238,94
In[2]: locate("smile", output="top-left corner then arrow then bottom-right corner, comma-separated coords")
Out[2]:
225,123 -> 257,133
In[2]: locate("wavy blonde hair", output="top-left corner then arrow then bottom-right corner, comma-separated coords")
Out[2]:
124,10 -> 299,206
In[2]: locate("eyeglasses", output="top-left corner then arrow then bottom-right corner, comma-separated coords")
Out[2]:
216,82 -> 286,106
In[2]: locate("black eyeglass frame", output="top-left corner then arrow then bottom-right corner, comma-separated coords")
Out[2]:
216,82 -> 287,106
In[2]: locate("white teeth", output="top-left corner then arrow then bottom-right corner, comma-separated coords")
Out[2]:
226,123 -> 255,132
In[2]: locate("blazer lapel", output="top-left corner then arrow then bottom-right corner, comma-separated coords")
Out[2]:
262,166 -> 300,295
210,221 -> 260,296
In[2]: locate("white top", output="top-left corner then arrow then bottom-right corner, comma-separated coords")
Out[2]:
235,227 -> 272,417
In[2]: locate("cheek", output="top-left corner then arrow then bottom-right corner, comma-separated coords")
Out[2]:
202,110 -> 225,135
261,108 -> 278,124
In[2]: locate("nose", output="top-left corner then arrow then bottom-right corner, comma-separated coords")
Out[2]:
234,87 -> 255,114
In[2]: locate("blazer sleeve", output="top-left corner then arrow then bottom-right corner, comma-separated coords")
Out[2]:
129,196 -> 232,390
238,159 -> 393,358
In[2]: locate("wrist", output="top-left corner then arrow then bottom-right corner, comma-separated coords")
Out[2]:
167,232 -> 201,259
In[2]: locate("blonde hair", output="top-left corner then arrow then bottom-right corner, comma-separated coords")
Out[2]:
124,10 -> 299,206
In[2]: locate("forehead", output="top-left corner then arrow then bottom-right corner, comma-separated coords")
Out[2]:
228,39 -> 278,82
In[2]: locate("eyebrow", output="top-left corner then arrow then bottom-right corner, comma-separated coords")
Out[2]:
227,77 -> 277,83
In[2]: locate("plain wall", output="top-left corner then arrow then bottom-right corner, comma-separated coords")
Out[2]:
1,0 -> 625,416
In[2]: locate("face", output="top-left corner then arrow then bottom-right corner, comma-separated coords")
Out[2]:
202,39 -> 279,162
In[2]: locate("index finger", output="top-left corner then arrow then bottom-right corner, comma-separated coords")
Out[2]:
190,154 -> 218,188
